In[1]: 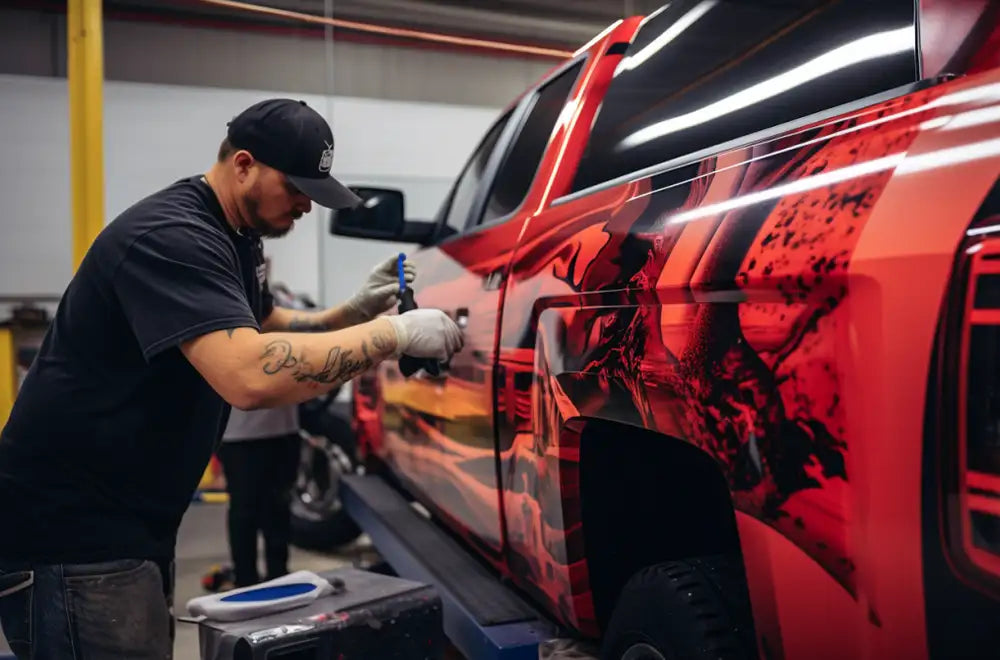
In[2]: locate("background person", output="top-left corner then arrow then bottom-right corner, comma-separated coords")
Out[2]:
218,403 -> 303,589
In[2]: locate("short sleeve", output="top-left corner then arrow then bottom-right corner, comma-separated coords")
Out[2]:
114,225 -> 259,361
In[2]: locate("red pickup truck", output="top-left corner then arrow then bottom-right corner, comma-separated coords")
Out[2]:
326,1 -> 1000,658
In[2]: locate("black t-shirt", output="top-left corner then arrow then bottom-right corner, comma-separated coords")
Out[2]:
0,176 -> 274,566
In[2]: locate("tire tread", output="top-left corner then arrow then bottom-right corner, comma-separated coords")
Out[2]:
601,554 -> 757,660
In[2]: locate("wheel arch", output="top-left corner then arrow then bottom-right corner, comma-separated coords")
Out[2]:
577,417 -> 747,632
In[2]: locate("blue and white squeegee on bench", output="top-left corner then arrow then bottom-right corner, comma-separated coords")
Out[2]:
186,571 -> 339,622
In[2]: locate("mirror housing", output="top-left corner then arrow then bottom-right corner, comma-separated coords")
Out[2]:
328,186 -> 438,246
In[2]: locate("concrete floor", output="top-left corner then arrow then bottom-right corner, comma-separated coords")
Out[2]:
0,503 -> 597,660
0,501 -> 376,659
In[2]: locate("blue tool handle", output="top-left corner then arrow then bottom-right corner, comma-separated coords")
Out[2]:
397,253 -> 407,292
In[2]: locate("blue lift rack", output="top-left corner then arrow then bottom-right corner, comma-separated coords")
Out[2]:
340,473 -> 561,660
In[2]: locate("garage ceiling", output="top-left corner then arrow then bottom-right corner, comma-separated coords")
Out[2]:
99,0 -> 668,54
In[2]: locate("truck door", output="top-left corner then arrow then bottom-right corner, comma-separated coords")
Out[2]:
376,59 -> 586,560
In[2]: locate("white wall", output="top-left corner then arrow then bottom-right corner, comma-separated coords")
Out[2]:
0,73 -> 501,313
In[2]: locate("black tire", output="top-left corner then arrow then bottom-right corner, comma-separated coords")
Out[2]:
601,554 -> 757,660
289,420 -> 362,551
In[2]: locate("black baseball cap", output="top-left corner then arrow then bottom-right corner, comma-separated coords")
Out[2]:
226,98 -> 361,210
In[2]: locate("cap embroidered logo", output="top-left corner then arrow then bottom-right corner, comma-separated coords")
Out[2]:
318,141 -> 334,173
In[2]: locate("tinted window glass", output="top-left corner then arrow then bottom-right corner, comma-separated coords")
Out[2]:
571,0 -> 917,193
440,111 -> 512,233
481,61 -> 584,225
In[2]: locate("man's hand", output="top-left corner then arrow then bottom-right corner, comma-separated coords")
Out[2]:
385,309 -> 464,360
261,256 -> 415,333
344,256 -> 417,321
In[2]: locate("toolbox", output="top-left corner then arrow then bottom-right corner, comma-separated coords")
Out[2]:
195,568 -> 445,660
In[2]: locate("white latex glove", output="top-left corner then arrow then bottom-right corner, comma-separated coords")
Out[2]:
345,256 -> 416,320
385,309 -> 464,361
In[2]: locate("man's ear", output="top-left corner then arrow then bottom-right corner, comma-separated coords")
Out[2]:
232,150 -> 255,182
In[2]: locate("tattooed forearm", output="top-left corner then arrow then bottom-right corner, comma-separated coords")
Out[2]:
287,317 -> 330,333
260,340 -> 371,384
267,303 -> 372,334
259,328 -> 396,385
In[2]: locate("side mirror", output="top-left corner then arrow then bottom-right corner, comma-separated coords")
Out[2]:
329,186 -> 438,246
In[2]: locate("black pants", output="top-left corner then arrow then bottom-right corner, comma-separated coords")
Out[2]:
217,433 -> 301,588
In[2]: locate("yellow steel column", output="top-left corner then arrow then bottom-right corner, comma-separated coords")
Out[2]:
0,327 -> 14,428
68,0 -> 105,270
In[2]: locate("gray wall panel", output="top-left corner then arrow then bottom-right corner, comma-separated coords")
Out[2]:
0,8 -> 555,107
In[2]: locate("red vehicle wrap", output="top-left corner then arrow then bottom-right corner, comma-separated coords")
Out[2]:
347,2 -> 1000,657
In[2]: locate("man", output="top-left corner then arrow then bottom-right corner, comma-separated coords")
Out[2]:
0,98 -> 462,660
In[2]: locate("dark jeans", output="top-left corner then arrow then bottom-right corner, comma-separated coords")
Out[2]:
217,433 -> 301,588
0,558 -> 174,660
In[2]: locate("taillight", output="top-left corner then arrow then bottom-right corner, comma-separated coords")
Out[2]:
956,239 -> 1000,580
924,178 -> 1000,660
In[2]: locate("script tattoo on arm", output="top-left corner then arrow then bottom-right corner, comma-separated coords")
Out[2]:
260,340 -> 372,384
259,329 -> 395,385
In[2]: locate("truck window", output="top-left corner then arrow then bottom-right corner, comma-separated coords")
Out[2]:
569,0 -> 918,195
439,110 -> 512,234
480,61 -> 585,225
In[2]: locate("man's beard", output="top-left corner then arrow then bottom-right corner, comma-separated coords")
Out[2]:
244,193 -> 293,239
